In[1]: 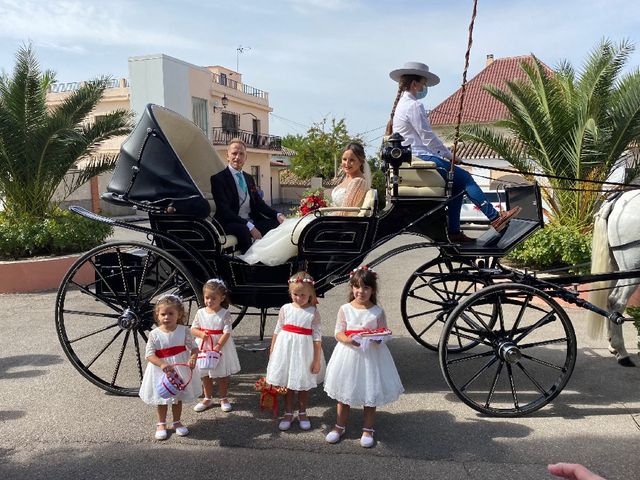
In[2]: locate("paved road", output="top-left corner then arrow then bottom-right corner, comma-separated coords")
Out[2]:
1,232 -> 639,479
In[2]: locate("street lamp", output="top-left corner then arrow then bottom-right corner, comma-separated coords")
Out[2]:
213,94 -> 229,113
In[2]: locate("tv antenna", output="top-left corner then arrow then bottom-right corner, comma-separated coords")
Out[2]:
236,45 -> 251,72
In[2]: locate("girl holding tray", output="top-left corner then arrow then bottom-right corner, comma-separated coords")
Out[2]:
323,266 -> 404,448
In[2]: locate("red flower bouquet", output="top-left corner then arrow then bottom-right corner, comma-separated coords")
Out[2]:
254,377 -> 287,417
299,188 -> 328,216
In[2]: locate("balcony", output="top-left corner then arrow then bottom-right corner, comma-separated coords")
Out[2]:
213,73 -> 268,101
212,127 -> 282,151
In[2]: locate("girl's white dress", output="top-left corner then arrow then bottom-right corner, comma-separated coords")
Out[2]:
324,303 -> 404,407
192,307 -> 241,378
266,303 -> 326,391
238,178 -> 368,266
139,325 -> 201,405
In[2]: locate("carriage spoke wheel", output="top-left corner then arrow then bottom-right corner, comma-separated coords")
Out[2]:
439,283 -> 576,416
55,241 -> 202,396
401,257 -> 492,351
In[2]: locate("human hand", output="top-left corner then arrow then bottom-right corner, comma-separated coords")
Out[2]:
161,363 -> 172,373
349,335 -> 361,347
277,213 -> 286,224
213,344 -> 221,353
310,360 -> 320,374
250,227 -> 262,240
547,463 -> 606,480
188,356 -> 197,369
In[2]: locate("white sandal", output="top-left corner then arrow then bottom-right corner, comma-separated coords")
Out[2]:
278,412 -> 294,431
325,424 -> 345,444
194,397 -> 213,412
297,411 -> 311,430
220,397 -> 233,412
154,422 -> 167,441
360,427 -> 375,448
171,421 -> 189,437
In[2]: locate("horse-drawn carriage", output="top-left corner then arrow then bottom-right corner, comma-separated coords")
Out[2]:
55,104 -> 634,417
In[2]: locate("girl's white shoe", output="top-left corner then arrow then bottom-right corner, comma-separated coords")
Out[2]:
360,428 -> 375,448
220,398 -> 233,412
297,411 -> 311,430
154,422 -> 167,441
278,412 -> 294,431
325,424 -> 345,444
171,422 -> 189,436
194,397 -> 213,412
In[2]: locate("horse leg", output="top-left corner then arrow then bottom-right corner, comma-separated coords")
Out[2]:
607,257 -> 637,367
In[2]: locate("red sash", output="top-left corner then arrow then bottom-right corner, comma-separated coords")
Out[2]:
155,345 -> 187,358
282,324 -> 313,335
199,328 -> 224,335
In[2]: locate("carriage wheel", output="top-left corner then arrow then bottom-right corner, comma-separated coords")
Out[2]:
401,256 -> 492,351
231,305 -> 248,329
56,241 -> 202,396
439,283 -> 576,417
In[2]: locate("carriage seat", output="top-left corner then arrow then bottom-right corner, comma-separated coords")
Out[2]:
357,189 -> 378,217
206,196 -> 239,252
390,157 -> 446,197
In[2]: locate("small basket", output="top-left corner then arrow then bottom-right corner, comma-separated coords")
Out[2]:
196,336 -> 221,370
156,363 -> 192,399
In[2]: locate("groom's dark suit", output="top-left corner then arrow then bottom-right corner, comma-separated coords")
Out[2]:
210,167 -> 280,253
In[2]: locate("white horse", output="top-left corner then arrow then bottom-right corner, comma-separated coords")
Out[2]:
587,190 -> 640,367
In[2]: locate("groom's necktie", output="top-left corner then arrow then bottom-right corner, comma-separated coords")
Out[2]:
236,172 -> 247,193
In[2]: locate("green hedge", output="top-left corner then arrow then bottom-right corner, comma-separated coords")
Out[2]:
0,209 -> 112,260
505,224 -> 592,273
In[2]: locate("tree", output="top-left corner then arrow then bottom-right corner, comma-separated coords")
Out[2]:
0,43 -> 133,219
283,117 -> 360,179
460,40 -> 640,231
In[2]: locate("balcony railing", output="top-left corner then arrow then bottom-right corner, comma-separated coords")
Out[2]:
213,73 -> 268,101
212,128 -> 282,151
48,78 -> 129,93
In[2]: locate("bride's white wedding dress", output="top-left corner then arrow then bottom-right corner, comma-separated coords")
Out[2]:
238,179 -> 366,266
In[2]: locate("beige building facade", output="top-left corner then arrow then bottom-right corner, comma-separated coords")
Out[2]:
46,54 -> 285,215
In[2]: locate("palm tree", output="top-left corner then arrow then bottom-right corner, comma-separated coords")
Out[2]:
0,43 -> 132,219
460,40 -> 640,231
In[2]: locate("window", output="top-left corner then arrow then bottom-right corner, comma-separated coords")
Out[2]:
191,97 -> 208,134
250,165 -> 261,188
221,111 -> 239,133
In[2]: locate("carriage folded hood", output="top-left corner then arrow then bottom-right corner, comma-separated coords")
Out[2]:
104,104 -> 212,218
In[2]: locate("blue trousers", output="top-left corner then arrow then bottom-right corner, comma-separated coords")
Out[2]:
418,154 -> 499,233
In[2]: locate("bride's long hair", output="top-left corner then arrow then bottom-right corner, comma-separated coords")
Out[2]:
338,141 -> 371,189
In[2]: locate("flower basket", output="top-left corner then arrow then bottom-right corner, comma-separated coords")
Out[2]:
196,336 -> 221,370
254,377 -> 287,417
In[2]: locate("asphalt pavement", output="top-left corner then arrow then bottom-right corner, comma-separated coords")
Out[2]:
1,230 -> 639,480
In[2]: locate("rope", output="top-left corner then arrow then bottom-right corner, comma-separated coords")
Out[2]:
450,0 -> 479,174
460,160 -> 640,188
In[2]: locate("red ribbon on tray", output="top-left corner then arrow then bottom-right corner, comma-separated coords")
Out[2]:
254,377 -> 287,417
344,327 -> 392,337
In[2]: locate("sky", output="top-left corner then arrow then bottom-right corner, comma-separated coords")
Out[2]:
1,0 -> 640,152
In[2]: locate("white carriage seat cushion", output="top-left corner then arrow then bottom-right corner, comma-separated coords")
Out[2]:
206,194 -> 239,251
390,163 -> 446,197
357,189 -> 378,217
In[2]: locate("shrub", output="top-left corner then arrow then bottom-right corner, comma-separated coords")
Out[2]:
0,209 -> 112,260
505,223 -> 592,273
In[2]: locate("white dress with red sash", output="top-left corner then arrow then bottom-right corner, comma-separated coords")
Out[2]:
266,303 -> 326,391
139,325 -> 201,405
324,303 -> 404,407
192,307 -> 241,378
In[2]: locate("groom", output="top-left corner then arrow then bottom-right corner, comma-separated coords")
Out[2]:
211,138 -> 285,253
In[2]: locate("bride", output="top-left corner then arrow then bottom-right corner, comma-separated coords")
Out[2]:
238,142 -> 371,266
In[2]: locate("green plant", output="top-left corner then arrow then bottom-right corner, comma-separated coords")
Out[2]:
0,209 -> 112,260
460,40 -> 640,231
0,43 -> 132,219
505,223 -> 591,272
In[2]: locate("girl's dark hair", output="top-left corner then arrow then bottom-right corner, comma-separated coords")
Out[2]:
348,268 -> 378,305
385,74 -> 426,136
203,279 -> 231,308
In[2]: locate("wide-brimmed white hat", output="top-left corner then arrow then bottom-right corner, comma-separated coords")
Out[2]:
389,61 -> 440,86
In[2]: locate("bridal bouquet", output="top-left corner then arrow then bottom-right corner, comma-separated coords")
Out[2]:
298,188 -> 328,216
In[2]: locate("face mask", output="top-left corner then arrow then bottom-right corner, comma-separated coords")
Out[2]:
415,85 -> 428,100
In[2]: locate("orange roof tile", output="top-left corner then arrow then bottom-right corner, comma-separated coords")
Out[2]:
431,55 -> 551,126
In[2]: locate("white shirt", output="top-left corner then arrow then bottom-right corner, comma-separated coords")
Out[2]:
392,91 -> 453,160
227,165 -> 254,231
